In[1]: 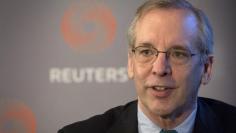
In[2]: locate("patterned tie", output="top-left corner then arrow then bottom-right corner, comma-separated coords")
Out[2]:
160,129 -> 178,133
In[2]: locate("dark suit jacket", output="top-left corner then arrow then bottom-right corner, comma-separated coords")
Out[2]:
58,97 -> 236,133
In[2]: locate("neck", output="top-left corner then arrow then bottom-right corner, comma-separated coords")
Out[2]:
138,101 -> 197,129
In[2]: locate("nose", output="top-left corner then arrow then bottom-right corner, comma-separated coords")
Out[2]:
152,53 -> 171,76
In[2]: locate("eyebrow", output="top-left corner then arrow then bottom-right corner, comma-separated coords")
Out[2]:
136,42 -> 195,53
169,45 -> 190,51
136,42 -> 154,47
137,42 -> 191,50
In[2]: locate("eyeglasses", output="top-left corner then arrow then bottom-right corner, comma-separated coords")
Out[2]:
132,46 -> 197,65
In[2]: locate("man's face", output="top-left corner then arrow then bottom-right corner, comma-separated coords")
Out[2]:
128,9 -> 213,117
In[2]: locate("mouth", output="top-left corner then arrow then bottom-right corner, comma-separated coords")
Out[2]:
152,86 -> 169,91
149,85 -> 175,98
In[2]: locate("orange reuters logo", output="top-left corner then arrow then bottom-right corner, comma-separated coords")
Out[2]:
61,2 -> 117,52
0,100 -> 36,133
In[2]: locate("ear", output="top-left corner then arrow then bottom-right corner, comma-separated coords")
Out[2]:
127,52 -> 134,79
201,55 -> 214,85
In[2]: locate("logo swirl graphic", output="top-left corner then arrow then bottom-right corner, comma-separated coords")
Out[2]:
0,100 -> 36,133
61,2 -> 117,52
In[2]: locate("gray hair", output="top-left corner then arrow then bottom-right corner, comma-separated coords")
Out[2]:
128,0 -> 213,55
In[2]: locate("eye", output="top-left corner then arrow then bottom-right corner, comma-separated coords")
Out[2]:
170,49 -> 189,59
139,49 -> 154,57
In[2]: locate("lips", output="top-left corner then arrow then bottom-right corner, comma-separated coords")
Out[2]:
153,86 -> 168,91
149,85 -> 175,98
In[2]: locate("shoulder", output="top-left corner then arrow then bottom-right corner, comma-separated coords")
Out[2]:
198,97 -> 236,131
198,97 -> 236,115
58,100 -> 137,133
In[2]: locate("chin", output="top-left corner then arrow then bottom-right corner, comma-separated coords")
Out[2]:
150,104 -> 176,118
155,108 -> 172,115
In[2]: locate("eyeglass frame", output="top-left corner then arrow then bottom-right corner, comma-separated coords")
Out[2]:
131,45 -> 198,65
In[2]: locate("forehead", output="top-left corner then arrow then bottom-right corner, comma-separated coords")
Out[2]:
135,8 -> 198,50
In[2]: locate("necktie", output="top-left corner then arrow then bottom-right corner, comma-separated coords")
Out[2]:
160,129 -> 178,133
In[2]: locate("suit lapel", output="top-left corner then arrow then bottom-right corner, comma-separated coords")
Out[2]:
107,98 -> 224,133
106,101 -> 138,133
193,98 -> 223,133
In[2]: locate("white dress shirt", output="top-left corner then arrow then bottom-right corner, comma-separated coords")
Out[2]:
138,104 -> 197,133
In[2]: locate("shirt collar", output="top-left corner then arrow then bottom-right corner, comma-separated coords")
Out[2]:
138,104 -> 197,133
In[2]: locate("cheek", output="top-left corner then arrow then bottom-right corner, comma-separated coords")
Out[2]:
175,61 -> 203,82
134,63 -> 152,81
174,64 -> 203,99
187,63 -> 203,86
133,63 -> 152,95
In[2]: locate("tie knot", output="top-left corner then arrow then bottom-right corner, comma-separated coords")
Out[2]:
160,129 -> 178,133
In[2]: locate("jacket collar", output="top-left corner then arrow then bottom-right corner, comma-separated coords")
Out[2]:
107,98 -> 224,133
193,97 -> 223,133
106,101 -> 138,133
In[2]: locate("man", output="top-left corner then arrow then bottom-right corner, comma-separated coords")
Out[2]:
59,0 -> 236,133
